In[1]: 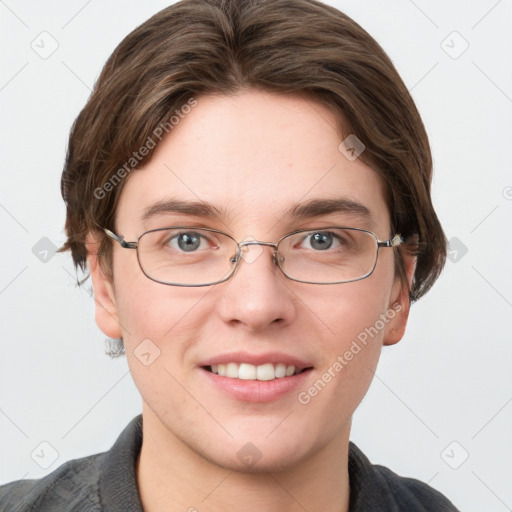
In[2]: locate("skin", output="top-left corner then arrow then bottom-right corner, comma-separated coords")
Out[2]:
87,90 -> 416,512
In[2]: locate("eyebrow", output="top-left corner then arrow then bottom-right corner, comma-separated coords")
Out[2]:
139,197 -> 374,226
286,197 -> 373,224
140,198 -> 228,223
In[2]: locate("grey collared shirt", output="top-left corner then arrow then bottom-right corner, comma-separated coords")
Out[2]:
0,415 -> 459,511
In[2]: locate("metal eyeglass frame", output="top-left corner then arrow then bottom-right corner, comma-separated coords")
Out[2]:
103,226 -> 403,287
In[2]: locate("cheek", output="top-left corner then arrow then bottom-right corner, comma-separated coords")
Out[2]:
316,276 -> 392,347
307,276 -> 394,396
112,261 -> 216,386
113,275 -> 200,414
291,286 -> 389,452
112,247 -> 193,339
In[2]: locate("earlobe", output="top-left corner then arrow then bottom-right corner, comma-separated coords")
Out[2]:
382,252 -> 417,346
86,234 -> 123,339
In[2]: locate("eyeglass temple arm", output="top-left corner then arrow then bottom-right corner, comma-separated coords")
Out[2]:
378,234 -> 403,248
104,228 -> 138,249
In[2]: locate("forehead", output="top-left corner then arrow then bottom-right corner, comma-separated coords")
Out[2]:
116,90 -> 390,237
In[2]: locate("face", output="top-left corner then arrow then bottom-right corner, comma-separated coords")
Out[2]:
89,90 -> 412,472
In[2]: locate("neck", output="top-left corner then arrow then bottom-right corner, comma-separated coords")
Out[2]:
136,406 -> 351,512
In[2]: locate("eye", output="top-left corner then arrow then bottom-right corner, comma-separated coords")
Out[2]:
299,231 -> 347,251
166,231 -> 212,252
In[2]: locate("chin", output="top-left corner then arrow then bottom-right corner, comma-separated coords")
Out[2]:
212,445 -> 311,474
200,428 -> 318,474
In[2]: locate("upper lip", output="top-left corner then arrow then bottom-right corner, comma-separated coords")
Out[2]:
199,351 -> 313,371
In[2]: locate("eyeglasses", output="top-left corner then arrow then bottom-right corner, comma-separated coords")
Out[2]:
104,226 -> 403,287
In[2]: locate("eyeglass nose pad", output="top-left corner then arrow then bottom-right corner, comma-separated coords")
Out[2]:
273,250 -> 285,266
228,242 -> 285,270
229,251 -> 239,265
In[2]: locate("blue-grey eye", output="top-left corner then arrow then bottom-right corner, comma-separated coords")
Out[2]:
169,232 -> 206,252
308,232 -> 333,250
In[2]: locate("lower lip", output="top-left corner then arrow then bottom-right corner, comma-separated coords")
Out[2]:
200,367 -> 313,403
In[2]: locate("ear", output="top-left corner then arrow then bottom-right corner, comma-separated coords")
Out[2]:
382,251 -> 417,346
86,233 -> 123,339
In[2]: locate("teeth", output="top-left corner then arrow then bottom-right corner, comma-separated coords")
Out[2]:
275,363 -> 286,378
239,363 -> 257,380
226,362 -> 239,378
256,363 -> 274,381
209,363 -> 300,380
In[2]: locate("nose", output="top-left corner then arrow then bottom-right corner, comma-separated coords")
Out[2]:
217,241 -> 296,332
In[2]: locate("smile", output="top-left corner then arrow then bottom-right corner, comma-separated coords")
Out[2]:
206,362 -> 308,380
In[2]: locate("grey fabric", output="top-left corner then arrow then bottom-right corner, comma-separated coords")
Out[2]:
0,414 -> 459,511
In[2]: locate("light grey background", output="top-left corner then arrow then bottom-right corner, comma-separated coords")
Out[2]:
1,1 -> 511,511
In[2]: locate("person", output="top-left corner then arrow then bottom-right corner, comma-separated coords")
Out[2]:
0,0 -> 459,510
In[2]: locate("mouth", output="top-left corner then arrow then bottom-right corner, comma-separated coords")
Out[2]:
198,352 -> 314,402
202,362 -> 313,381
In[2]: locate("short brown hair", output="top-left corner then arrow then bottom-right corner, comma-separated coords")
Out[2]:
59,0 -> 446,302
